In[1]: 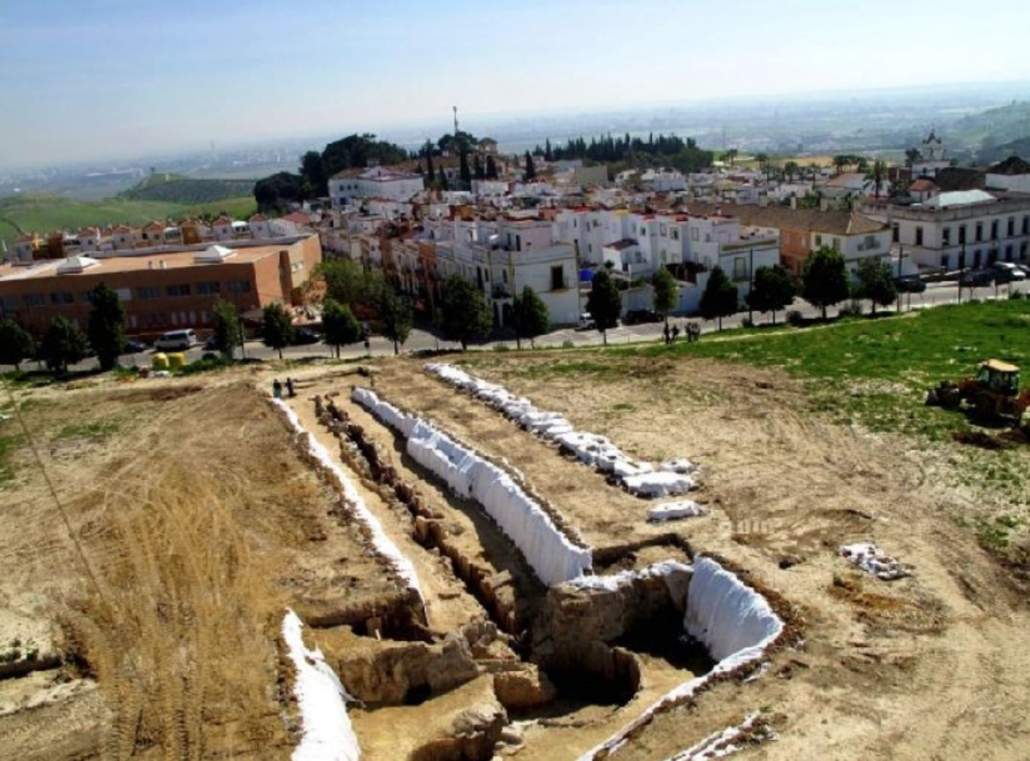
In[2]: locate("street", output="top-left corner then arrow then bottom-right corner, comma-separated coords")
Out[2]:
5,277 -> 1027,374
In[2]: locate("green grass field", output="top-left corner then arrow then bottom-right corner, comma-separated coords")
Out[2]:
0,193 -> 257,246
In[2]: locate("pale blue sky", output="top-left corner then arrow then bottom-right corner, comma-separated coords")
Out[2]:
2,0 -> 1030,167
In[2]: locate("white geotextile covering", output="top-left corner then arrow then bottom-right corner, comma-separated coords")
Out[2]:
648,501 -> 706,523
566,560 -> 693,592
840,542 -> 910,580
272,398 -> 424,600
663,713 -> 761,761
577,557 -> 784,761
282,610 -> 361,761
425,363 -> 695,497
352,387 -> 593,586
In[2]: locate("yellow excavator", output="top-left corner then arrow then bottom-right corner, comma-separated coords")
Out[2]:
927,359 -> 1030,435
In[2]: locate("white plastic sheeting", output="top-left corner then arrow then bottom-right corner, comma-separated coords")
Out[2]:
425,363 -> 695,497
271,398 -> 424,601
566,560 -> 693,592
648,501 -> 706,523
352,387 -> 593,586
840,542 -> 910,580
577,557 -> 784,761
663,713 -> 762,761
282,610 -> 361,761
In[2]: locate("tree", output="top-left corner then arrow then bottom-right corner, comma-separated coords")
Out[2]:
544,138 -> 553,162
300,151 -> 328,196
318,259 -> 383,311
746,265 -> 796,324
211,299 -> 242,360
723,148 -> 738,166
854,257 -> 897,315
783,160 -> 799,182
801,246 -> 850,320
473,153 -> 485,181
262,303 -> 294,359
865,159 -> 887,199
512,286 -> 549,349
904,148 -> 921,169
379,288 -> 413,355
524,151 -> 536,180
755,152 -> 770,179
0,319 -> 35,370
699,266 -> 739,330
438,166 -> 449,191
439,275 -> 492,350
651,267 -> 677,328
424,139 -> 435,179
322,298 -> 361,358
41,315 -> 88,377
86,283 -> 125,371
586,269 -> 622,346
254,171 -> 305,212
459,149 -> 471,187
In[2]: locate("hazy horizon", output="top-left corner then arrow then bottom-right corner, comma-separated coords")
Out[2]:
4,0 -> 1030,170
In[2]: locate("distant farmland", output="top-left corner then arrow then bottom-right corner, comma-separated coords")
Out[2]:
0,193 -> 257,245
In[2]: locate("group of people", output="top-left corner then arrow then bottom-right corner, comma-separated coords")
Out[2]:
272,377 -> 297,399
661,321 -> 701,345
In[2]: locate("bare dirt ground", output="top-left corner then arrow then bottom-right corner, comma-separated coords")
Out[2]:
446,352 -> 1030,760
4,346 -> 1029,760
0,373 -> 403,760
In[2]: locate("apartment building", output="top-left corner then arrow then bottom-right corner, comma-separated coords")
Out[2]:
328,166 -> 425,207
0,235 -> 322,337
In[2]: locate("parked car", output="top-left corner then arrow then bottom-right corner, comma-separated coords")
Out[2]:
121,338 -> 148,354
894,276 -> 927,293
576,312 -> 595,330
154,329 -> 198,351
991,262 -> 1027,284
959,269 -> 994,288
623,309 -> 661,325
291,327 -> 321,345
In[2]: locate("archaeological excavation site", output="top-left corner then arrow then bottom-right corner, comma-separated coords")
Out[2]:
3,349 -> 1029,761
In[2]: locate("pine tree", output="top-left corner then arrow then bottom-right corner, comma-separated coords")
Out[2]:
379,288 -> 413,355
699,267 -> 739,331
512,285 -> 549,349
524,151 -> 536,180
746,265 -> 796,324
801,247 -> 850,320
651,267 -> 677,327
322,298 -> 361,358
586,269 -> 622,346
486,155 -> 498,179
544,138 -> 553,162
86,282 -> 125,371
425,139 -> 435,179
261,303 -> 294,359
0,319 -> 35,371
459,149 -> 471,187
211,299 -> 242,360
41,315 -> 88,377
473,153 -> 484,180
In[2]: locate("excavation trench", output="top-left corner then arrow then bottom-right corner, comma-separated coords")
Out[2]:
288,389 -> 787,761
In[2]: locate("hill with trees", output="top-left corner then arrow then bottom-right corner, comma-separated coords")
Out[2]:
532,132 -> 713,173
120,173 -> 256,204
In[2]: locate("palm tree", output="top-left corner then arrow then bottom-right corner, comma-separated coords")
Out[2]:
865,159 -> 887,199
723,148 -> 738,166
783,160 -> 799,182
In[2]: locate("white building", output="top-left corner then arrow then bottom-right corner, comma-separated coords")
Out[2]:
889,189 -> 1030,271
328,166 -> 425,207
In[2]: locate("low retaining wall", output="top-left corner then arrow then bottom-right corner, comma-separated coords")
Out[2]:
352,387 -> 593,587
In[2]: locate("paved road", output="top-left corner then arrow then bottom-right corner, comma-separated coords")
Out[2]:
5,278 -> 1027,375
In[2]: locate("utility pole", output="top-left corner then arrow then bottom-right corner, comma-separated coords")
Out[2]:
748,247 -> 754,324
957,243 -> 965,305
896,245 -> 903,314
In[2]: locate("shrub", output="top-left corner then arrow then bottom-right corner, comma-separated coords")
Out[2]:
493,343 -> 510,352
741,317 -> 754,328
1009,291 -> 1025,300
562,340 -> 574,349
786,310 -> 804,326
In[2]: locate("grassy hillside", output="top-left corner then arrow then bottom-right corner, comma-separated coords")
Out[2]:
120,173 -> 255,204
951,100 -> 1030,150
0,193 -> 256,246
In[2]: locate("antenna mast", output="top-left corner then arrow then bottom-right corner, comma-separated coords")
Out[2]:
453,105 -> 459,135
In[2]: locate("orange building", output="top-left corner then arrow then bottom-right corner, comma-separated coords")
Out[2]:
0,234 -> 322,338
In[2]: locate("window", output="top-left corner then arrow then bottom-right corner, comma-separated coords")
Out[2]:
227,280 -> 251,294
690,228 -> 699,242
196,281 -> 220,295
976,222 -> 983,242
550,265 -> 565,290
659,223 -> 667,237
1021,242 -> 1028,261
1005,245 -> 1014,262
815,234 -> 823,247
166,284 -> 191,297
915,227 -> 923,246
23,293 -> 45,307
942,227 -> 951,245
991,220 -> 998,240
974,250 -> 982,267
958,251 -> 966,269
958,225 -> 967,244
1008,217 -> 1015,237
892,224 -> 899,243
732,257 -> 747,281
671,229 -> 679,240
1023,216 -> 1029,235
50,292 -> 73,304
940,254 -> 950,269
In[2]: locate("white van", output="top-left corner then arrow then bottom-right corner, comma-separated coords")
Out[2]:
154,329 -> 198,351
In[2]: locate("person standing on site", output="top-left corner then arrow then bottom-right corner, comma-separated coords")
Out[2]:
272,378 -> 283,399
285,377 -> 296,398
